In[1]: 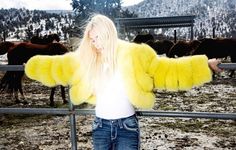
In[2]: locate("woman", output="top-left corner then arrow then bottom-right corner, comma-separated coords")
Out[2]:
25,14 -> 222,150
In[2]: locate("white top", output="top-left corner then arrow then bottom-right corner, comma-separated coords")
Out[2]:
95,70 -> 135,119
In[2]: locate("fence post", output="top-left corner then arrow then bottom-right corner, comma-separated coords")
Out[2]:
69,98 -> 77,150
213,27 -> 215,38
174,30 -> 177,43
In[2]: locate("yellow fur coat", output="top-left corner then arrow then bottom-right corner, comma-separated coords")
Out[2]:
25,40 -> 212,108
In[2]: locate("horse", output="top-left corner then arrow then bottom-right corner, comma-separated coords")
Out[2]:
132,34 -> 154,44
146,39 -> 174,55
167,40 -> 201,58
31,33 -> 60,44
0,41 -> 15,55
30,34 -> 68,106
132,34 -> 174,55
192,38 -> 236,77
0,41 -> 69,106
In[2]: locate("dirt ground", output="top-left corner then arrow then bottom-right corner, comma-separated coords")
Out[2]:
0,72 -> 235,150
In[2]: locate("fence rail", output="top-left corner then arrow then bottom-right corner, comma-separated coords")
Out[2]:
1,108 -> 236,120
0,63 -> 235,71
218,63 -> 236,69
0,64 -> 236,150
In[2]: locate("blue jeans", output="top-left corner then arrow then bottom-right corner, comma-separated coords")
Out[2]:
92,114 -> 140,150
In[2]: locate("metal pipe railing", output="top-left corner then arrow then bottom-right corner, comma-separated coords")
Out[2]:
0,108 -> 235,120
0,64 -> 236,150
218,63 -> 236,70
0,63 -> 236,71
0,65 -> 24,71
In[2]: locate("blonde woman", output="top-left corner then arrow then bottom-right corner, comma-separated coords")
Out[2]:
25,14 -> 222,150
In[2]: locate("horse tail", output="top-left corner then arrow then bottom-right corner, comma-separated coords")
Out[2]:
0,71 -> 13,92
0,71 -> 24,95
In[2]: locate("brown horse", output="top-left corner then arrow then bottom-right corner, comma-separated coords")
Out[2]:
0,41 -> 69,106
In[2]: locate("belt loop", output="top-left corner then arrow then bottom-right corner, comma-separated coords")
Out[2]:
98,118 -> 102,127
118,119 -> 123,129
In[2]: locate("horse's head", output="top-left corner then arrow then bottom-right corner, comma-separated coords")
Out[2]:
0,41 -> 15,55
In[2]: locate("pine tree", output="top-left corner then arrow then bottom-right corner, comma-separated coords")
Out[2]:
71,0 -> 136,22
70,0 -> 137,37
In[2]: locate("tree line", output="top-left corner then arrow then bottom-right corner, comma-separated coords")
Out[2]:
0,0 -> 137,41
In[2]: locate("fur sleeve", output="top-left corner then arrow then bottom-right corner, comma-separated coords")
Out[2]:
25,52 -> 80,87
149,55 -> 212,91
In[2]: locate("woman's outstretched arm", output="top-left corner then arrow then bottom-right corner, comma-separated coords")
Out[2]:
25,52 -> 80,87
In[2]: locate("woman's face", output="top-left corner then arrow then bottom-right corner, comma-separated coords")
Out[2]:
89,29 -> 103,53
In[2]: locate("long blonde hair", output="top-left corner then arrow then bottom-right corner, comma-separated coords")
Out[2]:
76,14 -> 118,93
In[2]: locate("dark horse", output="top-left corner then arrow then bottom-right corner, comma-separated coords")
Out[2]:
192,38 -> 236,77
146,40 -> 174,55
31,33 -> 60,44
167,40 -> 201,58
132,34 -> 154,44
0,41 -> 69,106
132,34 -> 174,55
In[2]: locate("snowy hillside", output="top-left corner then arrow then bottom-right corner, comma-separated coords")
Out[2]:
0,8 -> 74,41
126,0 -> 236,39
2,0 -> 236,41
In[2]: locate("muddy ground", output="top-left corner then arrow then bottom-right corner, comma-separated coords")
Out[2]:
0,72 -> 235,150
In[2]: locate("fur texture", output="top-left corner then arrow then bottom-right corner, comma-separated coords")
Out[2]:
25,40 -> 212,108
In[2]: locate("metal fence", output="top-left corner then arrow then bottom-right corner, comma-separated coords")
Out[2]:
0,64 -> 236,150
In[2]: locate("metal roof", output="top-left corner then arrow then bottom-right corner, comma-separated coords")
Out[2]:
115,15 -> 195,29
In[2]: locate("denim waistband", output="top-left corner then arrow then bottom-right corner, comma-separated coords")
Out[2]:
95,114 -> 137,127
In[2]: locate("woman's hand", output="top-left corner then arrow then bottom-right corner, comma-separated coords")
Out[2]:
208,58 -> 223,73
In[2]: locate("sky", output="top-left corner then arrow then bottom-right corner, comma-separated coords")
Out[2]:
0,0 -> 144,10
